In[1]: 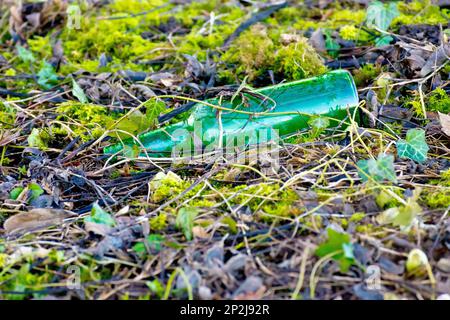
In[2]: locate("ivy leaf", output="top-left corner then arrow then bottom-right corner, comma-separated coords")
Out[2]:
84,202 -> 116,227
375,35 -> 394,47
28,183 -> 44,202
37,61 -> 59,89
397,129 -> 429,163
323,30 -> 340,58
316,227 -> 355,272
114,110 -> 152,139
17,45 -> 35,64
366,1 -> 399,31
72,78 -> 88,103
176,207 -> 198,241
357,153 -> 397,183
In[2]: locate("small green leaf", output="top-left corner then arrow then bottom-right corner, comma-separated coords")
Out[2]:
145,99 -> 166,129
308,116 -> 330,131
176,207 -> 198,241
27,128 -> 48,148
357,153 -> 397,183
316,227 -> 355,272
28,183 -> 44,202
114,110 -> 152,139
84,202 -> 116,226
397,129 -> 429,163
308,116 -> 330,139
17,45 -> 35,64
375,35 -> 394,47
10,187 -> 24,200
37,61 -> 58,89
366,1 -> 399,31
72,79 -> 88,103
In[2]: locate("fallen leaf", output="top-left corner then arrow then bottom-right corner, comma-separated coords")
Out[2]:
397,129 -> 429,163
357,153 -> 397,183
192,226 -> 209,239
4,208 -> 75,235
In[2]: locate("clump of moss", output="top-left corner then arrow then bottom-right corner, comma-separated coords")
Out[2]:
229,183 -> 299,222
339,25 -> 371,43
150,213 -> 168,231
173,2 -> 244,59
293,9 -> 366,30
406,88 -> 450,116
54,102 -> 119,141
221,24 -> 274,81
427,88 -> 450,114
274,40 -> 327,80
423,169 -> 450,209
221,24 -> 326,83
149,171 -> 194,203
393,0 -> 450,27
424,190 -> 450,209
0,101 -> 17,129
353,64 -> 381,86
59,0 -> 170,74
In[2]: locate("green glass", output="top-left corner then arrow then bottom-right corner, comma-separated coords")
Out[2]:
104,70 -> 359,158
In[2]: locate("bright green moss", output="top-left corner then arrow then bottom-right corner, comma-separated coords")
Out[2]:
350,212 -> 366,223
427,88 -> 450,114
293,9 -> 366,30
271,7 -> 308,26
227,183 -> 300,222
221,25 -> 326,83
54,102 -> 119,141
59,0 -> 171,74
339,25 -> 371,42
355,224 -> 375,233
393,1 -> 450,26
0,101 -> 17,129
220,24 -> 274,81
353,64 -> 381,86
274,40 -> 327,80
407,88 -> 450,116
330,9 -> 366,26
424,189 -> 450,209
27,36 -> 52,61
150,213 -> 168,231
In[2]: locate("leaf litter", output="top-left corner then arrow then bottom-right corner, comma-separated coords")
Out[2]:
0,0 -> 449,300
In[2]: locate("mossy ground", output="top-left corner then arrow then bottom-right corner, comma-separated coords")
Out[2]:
0,0 -> 449,300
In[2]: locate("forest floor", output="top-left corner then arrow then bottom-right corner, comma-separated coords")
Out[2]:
0,0 -> 450,300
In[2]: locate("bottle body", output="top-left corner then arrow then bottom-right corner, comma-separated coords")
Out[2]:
104,70 -> 359,158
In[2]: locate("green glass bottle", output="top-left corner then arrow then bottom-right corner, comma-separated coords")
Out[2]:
104,70 -> 359,158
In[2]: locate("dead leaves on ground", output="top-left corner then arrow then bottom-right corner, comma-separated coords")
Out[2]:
3,208 -> 76,235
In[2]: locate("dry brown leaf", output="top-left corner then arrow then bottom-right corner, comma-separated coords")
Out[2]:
84,221 -> 114,236
438,112 -> 450,137
4,208 -> 76,235
192,226 -> 209,239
